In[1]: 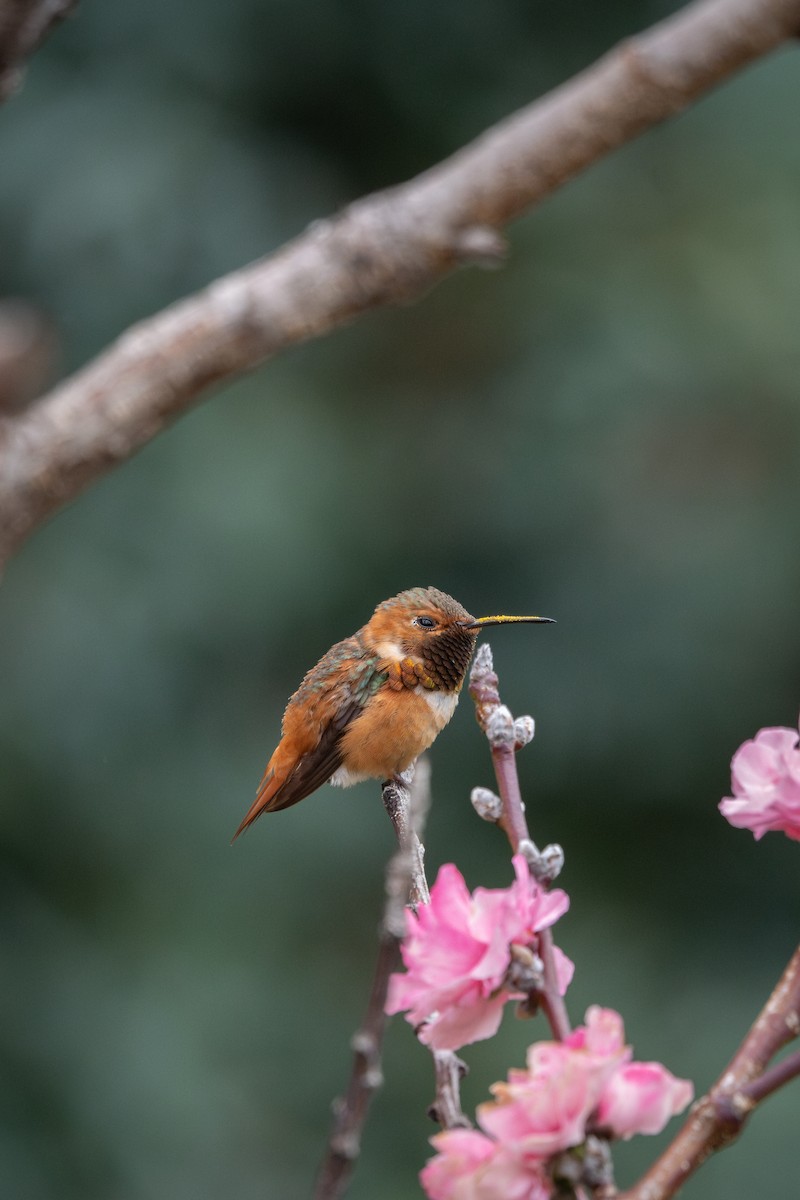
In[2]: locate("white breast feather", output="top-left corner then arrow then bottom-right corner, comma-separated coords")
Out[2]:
329,765 -> 369,788
422,689 -> 459,728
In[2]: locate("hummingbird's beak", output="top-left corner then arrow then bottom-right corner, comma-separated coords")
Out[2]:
460,614 -> 556,630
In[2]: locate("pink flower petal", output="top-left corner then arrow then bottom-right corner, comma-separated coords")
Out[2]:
427,864 -> 475,930
596,1061 -> 694,1138
420,991 -> 508,1052
421,1129 -> 496,1200
421,1132 -> 549,1200
552,946 -> 575,996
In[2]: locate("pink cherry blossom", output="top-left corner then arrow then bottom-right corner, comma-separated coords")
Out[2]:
386,855 -> 572,1051
595,1061 -> 695,1139
420,1008 -> 694,1200
719,721 -> 800,841
477,1007 -> 629,1157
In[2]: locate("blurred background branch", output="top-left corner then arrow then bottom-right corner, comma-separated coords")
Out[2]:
0,299 -> 57,412
2,0 -> 799,568
0,0 -> 77,101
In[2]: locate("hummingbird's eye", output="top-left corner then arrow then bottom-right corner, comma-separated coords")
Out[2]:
415,615 -> 437,629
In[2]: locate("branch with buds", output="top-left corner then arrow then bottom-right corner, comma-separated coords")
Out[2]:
469,643 -> 571,1041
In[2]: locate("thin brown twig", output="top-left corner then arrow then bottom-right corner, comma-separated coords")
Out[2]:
313,762 -> 432,1200
380,763 -> 430,910
428,1050 -> 471,1131
3,0 -> 800,565
312,930 -> 402,1200
737,1045 -> 800,1106
617,942 -> 800,1200
382,761 -> 470,1134
469,642 -> 571,1043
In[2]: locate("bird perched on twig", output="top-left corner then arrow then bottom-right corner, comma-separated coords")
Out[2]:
233,586 -> 553,838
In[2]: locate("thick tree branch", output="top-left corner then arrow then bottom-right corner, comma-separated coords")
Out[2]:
1,0 -> 799,566
0,0 -> 76,101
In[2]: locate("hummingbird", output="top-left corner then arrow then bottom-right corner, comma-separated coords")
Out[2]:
233,586 -> 553,838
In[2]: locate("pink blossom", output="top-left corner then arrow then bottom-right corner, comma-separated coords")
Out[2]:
719,721 -> 800,841
386,855 -> 572,1051
477,1007 -> 629,1157
421,1010 -> 693,1198
595,1061 -> 695,1139
420,1130 -> 549,1200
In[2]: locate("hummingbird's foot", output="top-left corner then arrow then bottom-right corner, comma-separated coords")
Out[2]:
392,766 -> 416,791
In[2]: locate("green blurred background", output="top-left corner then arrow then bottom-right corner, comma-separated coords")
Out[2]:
1,1 -> 799,1197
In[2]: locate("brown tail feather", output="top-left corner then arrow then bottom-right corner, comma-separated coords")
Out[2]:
231,764 -> 287,841
232,704 -> 353,841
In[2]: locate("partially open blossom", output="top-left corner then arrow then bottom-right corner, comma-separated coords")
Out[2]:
719,721 -> 800,841
421,1008 -> 693,1200
386,855 -> 572,1051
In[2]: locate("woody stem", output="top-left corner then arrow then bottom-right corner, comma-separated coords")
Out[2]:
380,762 -> 470,1130
739,1046 -> 800,1106
469,643 -> 571,1041
381,765 -> 430,909
490,743 -> 531,852
313,763 -> 434,1200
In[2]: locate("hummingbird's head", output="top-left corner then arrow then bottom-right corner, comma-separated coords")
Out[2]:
366,587 -> 554,691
